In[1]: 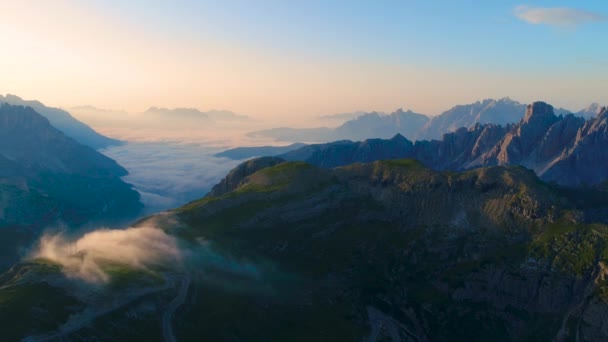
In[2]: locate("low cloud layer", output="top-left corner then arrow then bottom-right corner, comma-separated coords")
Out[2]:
515,6 -> 606,27
101,142 -> 243,212
31,226 -> 181,284
68,106 -> 272,146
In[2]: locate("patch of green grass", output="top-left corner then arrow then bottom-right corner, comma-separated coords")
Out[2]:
100,262 -> 165,290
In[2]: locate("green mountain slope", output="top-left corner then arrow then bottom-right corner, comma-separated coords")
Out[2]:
3,159 -> 608,340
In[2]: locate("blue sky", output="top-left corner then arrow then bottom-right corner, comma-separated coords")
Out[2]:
93,0 -> 608,67
1,1 -> 606,118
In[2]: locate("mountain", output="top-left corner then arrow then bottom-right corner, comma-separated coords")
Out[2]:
206,109 -> 253,121
143,107 -> 251,122
0,94 -> 121,149
335,109 -> 429,140
317,110 -> 371,122
577,103 -> 605,119
5,158 -> 608,340
248,98 -> 532,143
0,104 -> 142,269
248,108 -> 429,143
247,126 -> 334,142
214,143 -> 307,160
143,107 -> 213,123
248,99 -> 596,144
280,102 -> 608,186
416,97 -> 526,140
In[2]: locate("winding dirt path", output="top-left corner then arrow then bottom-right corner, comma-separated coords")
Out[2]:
162,275 -> 191,342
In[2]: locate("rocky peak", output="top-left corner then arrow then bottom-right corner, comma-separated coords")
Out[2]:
523,101 -> 556,124
581,103 -> 603,116
389,133 -> 409,142
598,106 -> 608,119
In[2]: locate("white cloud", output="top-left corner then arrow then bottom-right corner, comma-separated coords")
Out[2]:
515,6 -> 606,27
31,226 -> 181,284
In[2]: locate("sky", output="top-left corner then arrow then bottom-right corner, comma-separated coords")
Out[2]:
0,1 -> 607,119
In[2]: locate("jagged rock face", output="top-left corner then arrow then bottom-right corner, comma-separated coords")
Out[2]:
493,102 -> 560,166
534,114 -> 584,164
280,101 -> 608,186
543,109 -> 608,186
470,124 -> 511,161
413,124 -> 510,170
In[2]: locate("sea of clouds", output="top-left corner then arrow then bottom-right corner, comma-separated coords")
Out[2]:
101,142 -> 244,213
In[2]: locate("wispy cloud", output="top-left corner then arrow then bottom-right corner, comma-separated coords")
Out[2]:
515,6 -> 606,28
31,226 -> 181,284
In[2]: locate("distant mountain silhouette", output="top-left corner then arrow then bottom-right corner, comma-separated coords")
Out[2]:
0,94 -> 121,149
280,101 -> 608,187
143,107 -> 252,122
416,98 -> 526,140
249,108 -> 429,143
317,110 -> 371,122
247,98 -> 600,144
577,103 -> 605,119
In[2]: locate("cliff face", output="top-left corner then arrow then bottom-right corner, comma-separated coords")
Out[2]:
281,102 -> 608,186
543,107 -> 608,186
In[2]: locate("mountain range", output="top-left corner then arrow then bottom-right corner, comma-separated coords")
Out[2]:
249,108 -> 429,142
248,98 -> 599,143
279,101 -> 608,187
69,105 -> 253,129
4,156 -> 608,340
0,94 -> 121,149
143,107 -> 252,123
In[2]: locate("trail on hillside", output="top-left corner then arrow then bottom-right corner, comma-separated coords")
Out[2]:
162,275 -> 191,342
